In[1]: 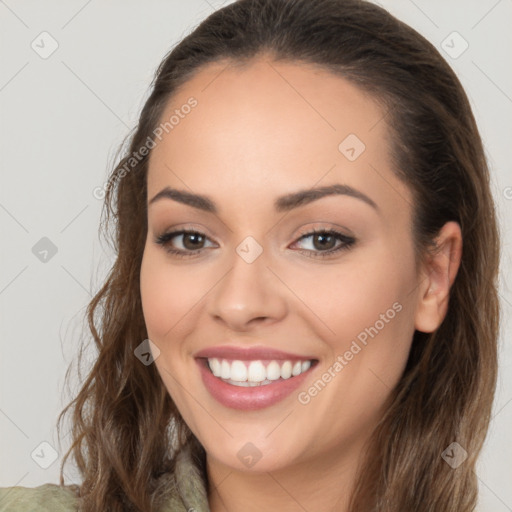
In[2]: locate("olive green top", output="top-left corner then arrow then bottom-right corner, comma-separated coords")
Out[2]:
0,442 -> 210,511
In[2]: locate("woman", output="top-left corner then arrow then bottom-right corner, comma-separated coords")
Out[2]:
0,0 -> 501,510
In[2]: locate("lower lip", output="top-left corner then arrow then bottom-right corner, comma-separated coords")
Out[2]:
196,359 -> 315,411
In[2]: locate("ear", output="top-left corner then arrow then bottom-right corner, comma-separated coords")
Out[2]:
414,221 -> 463,333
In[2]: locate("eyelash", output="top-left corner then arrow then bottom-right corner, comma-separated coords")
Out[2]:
154,227 -> 356,259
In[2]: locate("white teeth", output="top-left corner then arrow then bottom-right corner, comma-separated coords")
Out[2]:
224,378 -> 273,387
266,361 -> 281,380
206,357 -> 314,384
231,360 -> 247,381
221,359 -> 231,379
209,358 -> 221,377
247,361 -> 266,382
281,361 -> 292,379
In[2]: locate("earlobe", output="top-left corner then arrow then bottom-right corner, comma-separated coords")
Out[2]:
414,221 -> 463,333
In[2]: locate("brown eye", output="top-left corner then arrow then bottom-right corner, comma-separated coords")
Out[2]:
154,229 -> 215,257
155,228 -> 356,259
311,232 -> 337,251
293,229 -> 356,258
181,232 -> 206,250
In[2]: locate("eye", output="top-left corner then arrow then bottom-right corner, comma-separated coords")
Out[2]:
154,227 -> 356,259
291,228 -> 356,258
154,229 -> 216,258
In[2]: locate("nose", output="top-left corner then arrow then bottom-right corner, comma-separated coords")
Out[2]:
207,246 -> 288,332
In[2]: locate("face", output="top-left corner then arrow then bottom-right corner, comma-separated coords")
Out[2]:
140,57 -> 425,474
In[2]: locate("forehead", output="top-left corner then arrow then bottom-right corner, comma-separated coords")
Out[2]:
146,57 -> 412,220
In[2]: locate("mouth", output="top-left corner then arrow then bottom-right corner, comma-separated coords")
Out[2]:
194,347 -> 319,410
205,357 -> 316,387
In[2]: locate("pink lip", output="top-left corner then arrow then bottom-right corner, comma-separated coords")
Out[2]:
194,344 -> 316,361
195,345 -> 318,411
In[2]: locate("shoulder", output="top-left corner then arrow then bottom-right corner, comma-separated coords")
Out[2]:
0,483 -> 80,511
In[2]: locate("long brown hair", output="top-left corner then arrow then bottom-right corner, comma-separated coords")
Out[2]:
57,0 -> 501,510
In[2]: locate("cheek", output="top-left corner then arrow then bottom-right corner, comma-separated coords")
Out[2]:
305,244 -> 416,386
330,253 -> 416,394
140,254 -> 174,338
139,249 -> 200,413
140,247 -> 203,341
291,247 -> 412,344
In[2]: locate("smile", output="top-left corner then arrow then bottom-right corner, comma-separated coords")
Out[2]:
194,346 -> 318,410
207,358 -> 313,386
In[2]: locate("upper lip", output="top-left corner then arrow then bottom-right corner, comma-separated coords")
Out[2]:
194,345 -> 317,361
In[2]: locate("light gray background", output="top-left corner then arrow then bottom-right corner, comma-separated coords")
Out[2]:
0,0 -> 511,510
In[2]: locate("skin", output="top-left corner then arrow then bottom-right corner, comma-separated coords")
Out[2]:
140,56 -> 462,511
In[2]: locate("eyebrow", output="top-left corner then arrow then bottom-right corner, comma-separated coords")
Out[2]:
148,183 -> 379,213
